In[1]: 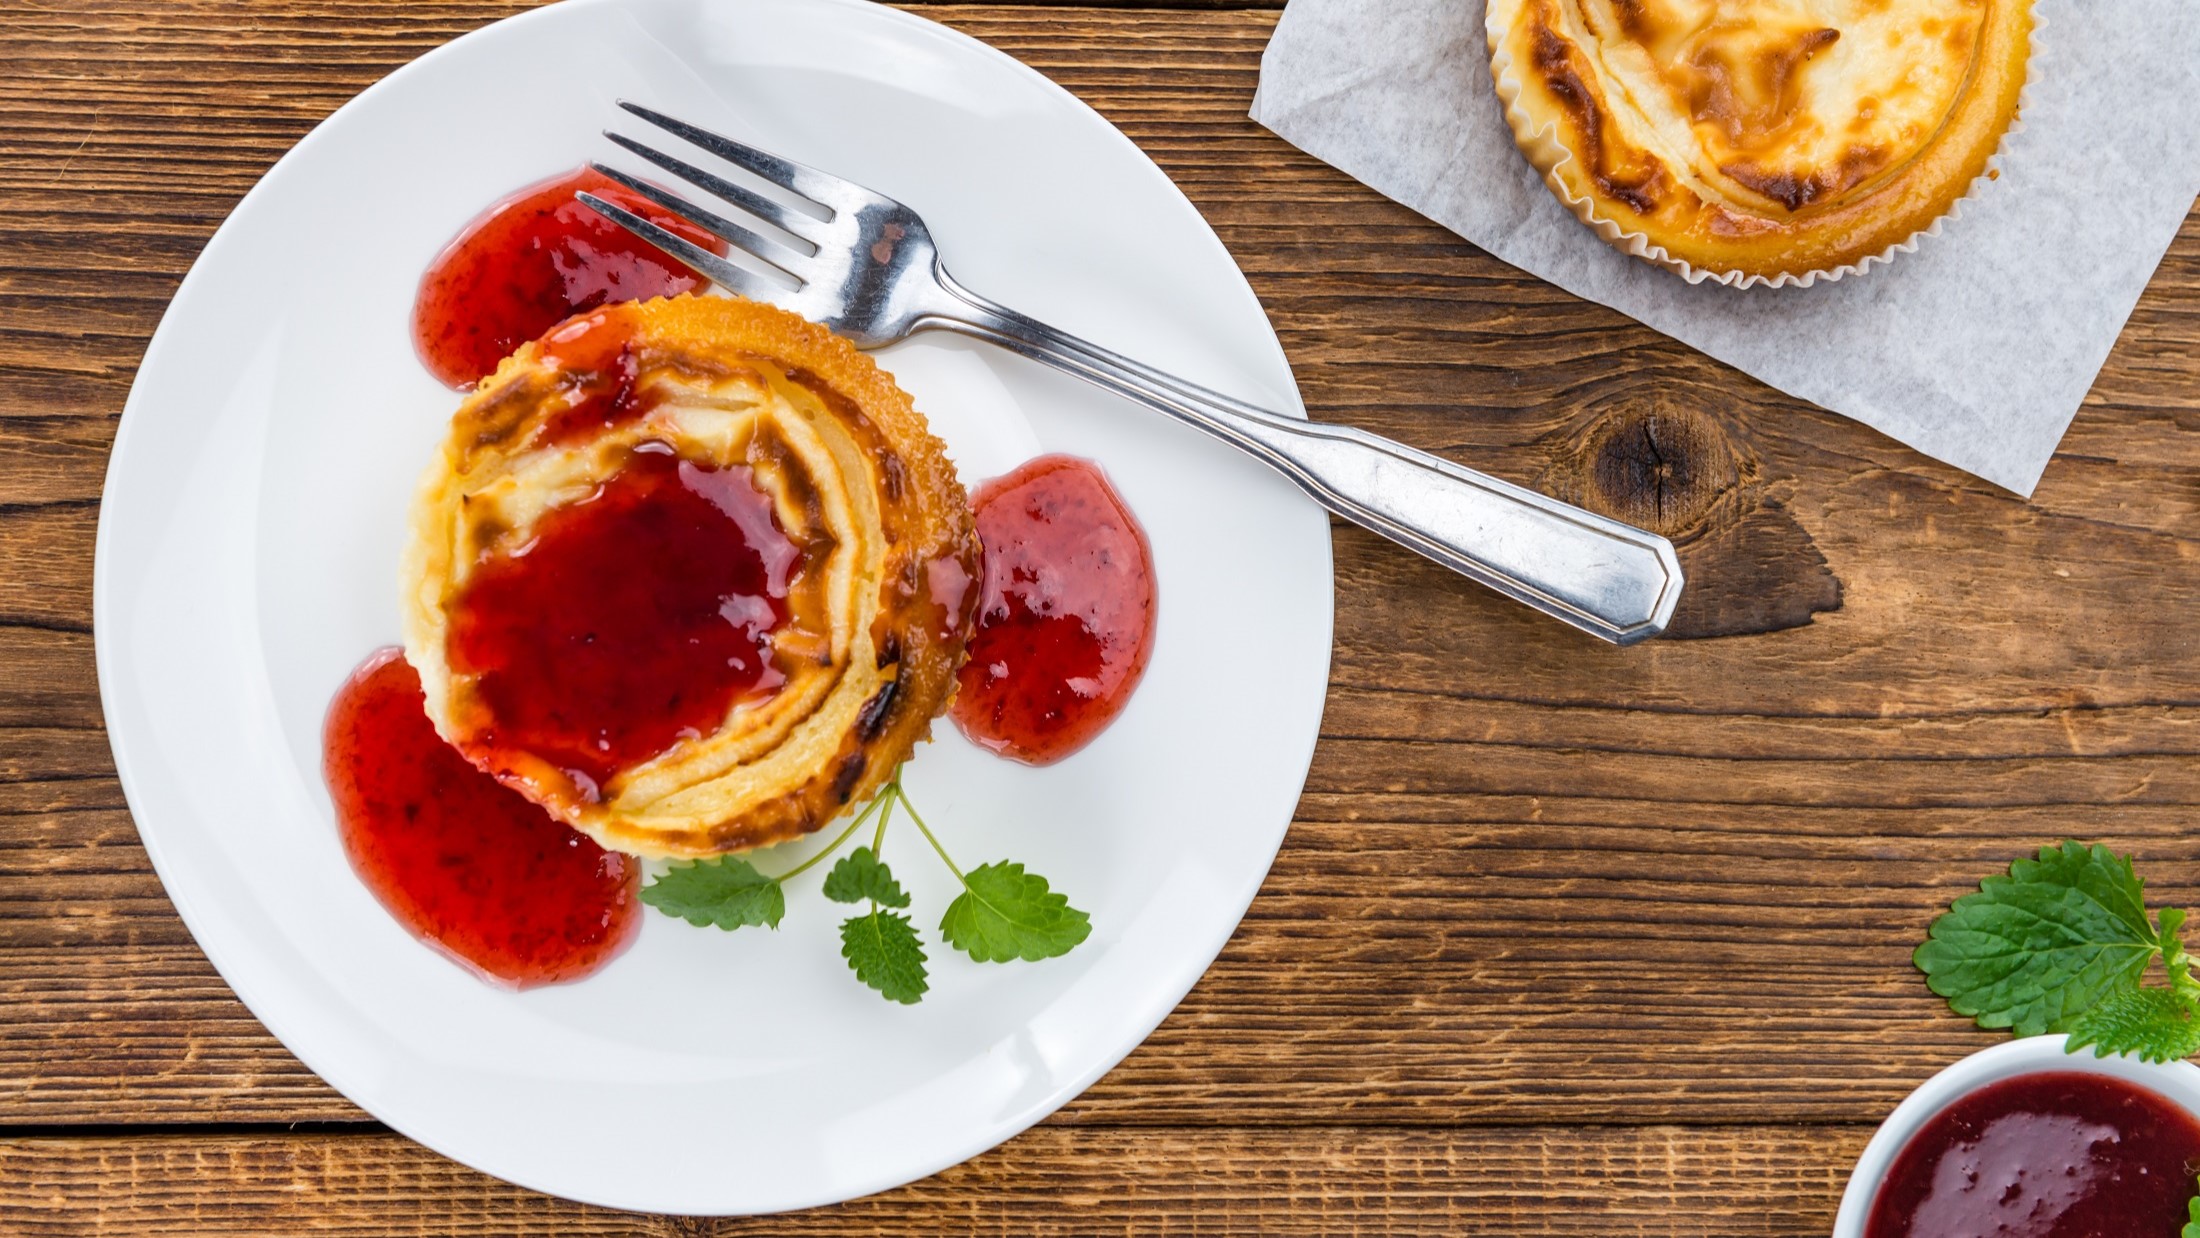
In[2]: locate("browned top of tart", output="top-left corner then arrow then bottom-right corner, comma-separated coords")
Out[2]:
402,294 -> 977,858
1487,0 -> 2032,281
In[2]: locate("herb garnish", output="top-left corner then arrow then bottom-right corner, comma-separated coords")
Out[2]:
640,768 -> 1090,1003
1915,840 -> 2200,1062
2186,1177 -> 2200,1238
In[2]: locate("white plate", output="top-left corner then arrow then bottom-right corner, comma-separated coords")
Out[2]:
93,0 -> 1331,1217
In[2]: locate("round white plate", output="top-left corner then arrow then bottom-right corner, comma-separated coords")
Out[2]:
94,0 -> 1331,1215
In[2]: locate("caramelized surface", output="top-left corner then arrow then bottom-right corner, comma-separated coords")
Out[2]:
403,295 -> 977,858
1487,0 -> 2032,281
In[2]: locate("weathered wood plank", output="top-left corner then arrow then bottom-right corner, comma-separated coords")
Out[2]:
0,837 -> 2182,1128
0,629 -> 101,731
3,0 -> 2197,1228
0,1125 -> 1869,1236
0,500 -> 95,633
0,0 -> 2197,1189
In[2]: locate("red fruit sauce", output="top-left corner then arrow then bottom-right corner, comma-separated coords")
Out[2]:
412,166 -> 724,388
532,309 -> 649,447
448,442 -> 803,792
951,454 -> 1156,765
323,650 -> 639,988
1864,1070 -> 2200,1238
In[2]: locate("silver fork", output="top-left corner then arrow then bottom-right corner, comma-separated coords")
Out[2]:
579,102 -> 1684,645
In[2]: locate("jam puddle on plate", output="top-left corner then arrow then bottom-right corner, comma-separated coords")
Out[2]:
952,454 -> 1157,765
323,649 -> 640,988
1865,1069 -> 2200,1238
412,166 -> 726,388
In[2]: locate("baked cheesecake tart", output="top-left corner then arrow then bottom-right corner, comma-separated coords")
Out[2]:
1485,0 -> 2033,285
402,294 -> 978,858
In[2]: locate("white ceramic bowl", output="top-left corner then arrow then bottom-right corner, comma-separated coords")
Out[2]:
1834,1035 -> 2200,1237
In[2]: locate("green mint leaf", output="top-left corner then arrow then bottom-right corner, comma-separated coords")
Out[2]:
640,856 -> 784,931
821,847 -> 910,908
840,908 -> 928,1003
2162,907 -> 2193,988
2065,985 -> 2200,1064
939,862 -> 1092,963
1914,841 -> 2161,1036
2184,1176 -> 2200,1238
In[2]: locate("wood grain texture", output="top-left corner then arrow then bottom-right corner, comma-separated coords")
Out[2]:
0,1126 -> 1867,1235
3,0 -> 2198,1229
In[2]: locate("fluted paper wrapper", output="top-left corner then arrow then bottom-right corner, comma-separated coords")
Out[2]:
1250,0 -> 2200,496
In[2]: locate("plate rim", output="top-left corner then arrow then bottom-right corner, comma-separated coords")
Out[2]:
92,0 -> 1336,1213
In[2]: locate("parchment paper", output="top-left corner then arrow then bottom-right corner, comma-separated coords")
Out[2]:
1250,0 -> 2200,495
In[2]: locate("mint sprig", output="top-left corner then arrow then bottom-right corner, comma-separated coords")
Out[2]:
2184,1177 -> 2200,1238
640,855 -> 785,930
2066,986 -> 2200,1062
894,787 -> 1092,964
635,789 -> 888,933
635,768 -> 1089,1003
822,847 -> 910,909
824,846 -> 927,1003
940,863 -> 1092,962
1916,840 -> 2200,1062
839,908 -> 928,1004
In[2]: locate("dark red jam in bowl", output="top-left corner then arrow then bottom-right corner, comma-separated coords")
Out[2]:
950,454 -> 1156,766
1864,1069 -> 2200,1238
323,650 -> 639,988
412,166 -> 724,388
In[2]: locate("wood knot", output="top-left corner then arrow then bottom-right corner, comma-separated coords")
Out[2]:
1541,386 -> 1840,640
1581,404 -> 1735,539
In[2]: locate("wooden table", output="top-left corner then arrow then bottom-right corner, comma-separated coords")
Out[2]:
6,1 -> 2197,1232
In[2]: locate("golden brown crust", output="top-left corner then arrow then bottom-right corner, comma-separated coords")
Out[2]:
401,294 -> 977,858
1486,0 -> 2033,284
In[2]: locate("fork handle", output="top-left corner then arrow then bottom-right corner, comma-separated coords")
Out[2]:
923,271 -> 1683,645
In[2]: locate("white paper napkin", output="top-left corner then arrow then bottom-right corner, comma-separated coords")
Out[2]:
1250,0 -> 2200,495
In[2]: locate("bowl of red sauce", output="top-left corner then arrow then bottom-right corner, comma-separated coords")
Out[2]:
1835,1035 -> 2200,1238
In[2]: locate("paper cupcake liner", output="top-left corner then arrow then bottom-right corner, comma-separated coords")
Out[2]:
1484,1 -> 2039,290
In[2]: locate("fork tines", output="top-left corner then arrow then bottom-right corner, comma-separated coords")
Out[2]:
580,102 -> 875,298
